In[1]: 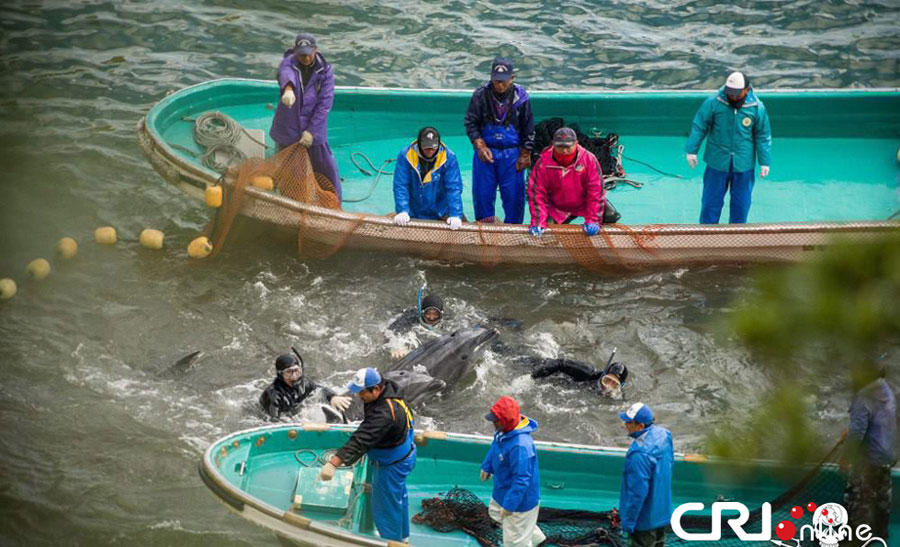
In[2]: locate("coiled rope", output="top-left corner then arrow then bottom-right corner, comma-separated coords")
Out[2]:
174,112 -> 271,173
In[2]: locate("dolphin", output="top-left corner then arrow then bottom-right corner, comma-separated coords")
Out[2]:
323,326 -> 500,423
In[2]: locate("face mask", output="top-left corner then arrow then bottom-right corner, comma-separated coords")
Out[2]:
598,374 -> 623,399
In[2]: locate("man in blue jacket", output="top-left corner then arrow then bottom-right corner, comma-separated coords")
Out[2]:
392,127 -> 464,230
685,71 -> 772,224
618,402 -> 674,547
464,58 -> 535,224
480,395 -> 546,547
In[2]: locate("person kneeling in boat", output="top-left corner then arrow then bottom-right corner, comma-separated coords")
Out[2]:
319,368 -> 417,542
392,127 -> 464,231
258,353 -> 352,419
269,32 -> 342,200
530,356 -> 629,399
527,127 -> 605,238
480,396 -> 546,547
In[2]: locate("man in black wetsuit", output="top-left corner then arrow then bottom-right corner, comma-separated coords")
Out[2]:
530,356 -> 629,398
258,353 -> 352,419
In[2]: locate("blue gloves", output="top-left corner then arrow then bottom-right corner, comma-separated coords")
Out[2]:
583,223 -> 600,236
528,226 -> 545,237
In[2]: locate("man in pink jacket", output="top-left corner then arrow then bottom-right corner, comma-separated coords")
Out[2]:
527,127 -> 605,237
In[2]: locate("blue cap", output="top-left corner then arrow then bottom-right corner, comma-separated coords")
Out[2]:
294,33 -> 317,55
491,58 -> 514,81
347,367 -> 382,394
618,402 -> 654,425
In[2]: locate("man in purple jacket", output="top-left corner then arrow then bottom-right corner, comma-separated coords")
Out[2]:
269,32 -> 341,200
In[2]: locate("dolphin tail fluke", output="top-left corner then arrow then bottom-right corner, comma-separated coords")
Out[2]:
321,405 -> 347,424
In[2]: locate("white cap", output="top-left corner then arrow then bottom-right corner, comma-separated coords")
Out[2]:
725,72 -> 746,91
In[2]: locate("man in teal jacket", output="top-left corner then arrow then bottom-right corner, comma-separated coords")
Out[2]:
618,402 -> 674,547
685,72 -> 772,224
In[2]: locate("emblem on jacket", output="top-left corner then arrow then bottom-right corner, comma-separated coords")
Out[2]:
574,165 -> 584,172
742,117 -> 752,127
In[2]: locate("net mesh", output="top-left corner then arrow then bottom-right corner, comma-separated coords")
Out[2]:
413,441 -> 846,547
203,142 -> 897,269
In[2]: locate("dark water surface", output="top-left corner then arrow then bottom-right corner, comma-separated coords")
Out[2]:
1,1 -> 898,545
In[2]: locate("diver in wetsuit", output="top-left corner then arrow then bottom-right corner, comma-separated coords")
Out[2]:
259,353 -> 352,419
528,351 -> 629,398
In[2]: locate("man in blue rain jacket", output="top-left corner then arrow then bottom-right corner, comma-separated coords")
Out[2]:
464,58 -> 535,224
392,126 -> 464,231
618,402 -> 674,547
685,71 -> 772,224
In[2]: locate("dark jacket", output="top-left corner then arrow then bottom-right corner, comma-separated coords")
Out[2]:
335,380 -> 413,465
848,378 -> 898,467
464,82 -> 535,150
259,376 -> 336,419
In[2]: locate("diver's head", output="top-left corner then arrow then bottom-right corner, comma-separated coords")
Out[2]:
418,293 -> 444,328
275,353 -> 302,385
416,127 -> 441,160
598,362 -> 628,399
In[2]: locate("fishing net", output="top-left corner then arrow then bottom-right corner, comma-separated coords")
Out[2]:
413,441 -> 847,547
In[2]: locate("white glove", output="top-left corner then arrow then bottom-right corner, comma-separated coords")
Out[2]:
299,130 -> 314,148
329,396 -> 352,412
318,462 -> 336,481
393,212 -> 411,226
281,87 -> 296,107
390,347 -> 411,359
759,165 -> 770,178
686,154 -> 698,169
446,216 -> 462,230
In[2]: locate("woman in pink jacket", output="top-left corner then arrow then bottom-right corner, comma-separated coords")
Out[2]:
526,127 -> 605,236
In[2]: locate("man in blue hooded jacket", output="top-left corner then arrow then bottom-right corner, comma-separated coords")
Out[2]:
685,71 -> 772,224
392,127 -> 464,230
464,58 -> 535,224
618,402 -> 674,547
480,395 -> 546,547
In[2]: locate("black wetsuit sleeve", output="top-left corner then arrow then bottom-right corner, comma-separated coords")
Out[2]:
531,359 -> 601,382
335,404 -> 394,465
387,308 -> 418,335
259,387 -> 281,419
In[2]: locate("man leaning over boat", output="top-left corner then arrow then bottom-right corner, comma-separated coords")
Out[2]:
269,32 -> 342,200
392,127 -> 464,230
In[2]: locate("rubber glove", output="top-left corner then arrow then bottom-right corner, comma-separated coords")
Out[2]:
393,212 -> 411,226
583,222 -> 600,236
528,226 -> 545,237
480,470 -> 492,482
686,154 -> 698,168
515,149 -> 532,172
499,508 -> 511,519
390,347 -> 411,359
281,87 -> 295,107
759,165 -> 770,178
299,130 -> 314,148
318,462 -> 336,481
474,138 -> 494,164
329,396 -> 352,412
446,216 -> 462,230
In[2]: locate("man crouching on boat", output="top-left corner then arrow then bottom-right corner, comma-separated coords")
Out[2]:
480,396 -> 546,547
319,368 -> 417,542
259,353 -> 352,419
269,32 -> 342,200
392,126 -> 464,231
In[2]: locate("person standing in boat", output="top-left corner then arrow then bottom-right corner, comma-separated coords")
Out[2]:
392,127 -> 464,230
480,395 -> 546,547
526,127 -> 605,237
685,71 -> 772,224
465,57 -> 535,224
618,402 -> 673,547
318,368 -> 417,543
258,353 -> 352,419
269,32 -> 342,200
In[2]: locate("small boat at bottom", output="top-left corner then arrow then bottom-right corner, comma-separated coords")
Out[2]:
198,423 -> 899,546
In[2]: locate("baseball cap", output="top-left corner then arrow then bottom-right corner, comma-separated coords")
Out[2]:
347,367 -> 382,394
725,71 -> 746,94
417,127 -> 441,150
618,402 -> 654,425
552,127 -> 578,146
491,58 -> 514,82
294,33 -> 317,55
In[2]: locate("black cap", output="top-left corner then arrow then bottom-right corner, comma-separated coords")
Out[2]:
275,353 -> 298,372
294,33 -> 317,55
417,127 -> 441,150
421,294 -> 444,311
605,362 -> 629,384
491,58 -> 514,81
552,127 -> 578,146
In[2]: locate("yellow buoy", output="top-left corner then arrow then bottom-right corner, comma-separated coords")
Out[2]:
205,185 -> 223,208
56,237 -> 78,259
139,229 -> 165,250
0,278 -> 16,300
27,258 -> 51,280
187,236 -> 213,258
95,226 -> 117,245
251,176 -> 274,191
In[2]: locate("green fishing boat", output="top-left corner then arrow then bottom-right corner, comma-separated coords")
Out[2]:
199,423 -> 899,546
139,79 -> 900,267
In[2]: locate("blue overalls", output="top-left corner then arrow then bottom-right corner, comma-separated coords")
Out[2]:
368,398 -> 416,541
473,122 -> 525,223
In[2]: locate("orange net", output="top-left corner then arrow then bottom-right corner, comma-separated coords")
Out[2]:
204,144 -> 898,270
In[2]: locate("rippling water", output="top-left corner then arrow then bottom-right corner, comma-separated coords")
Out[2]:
0,1 -> 898,544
